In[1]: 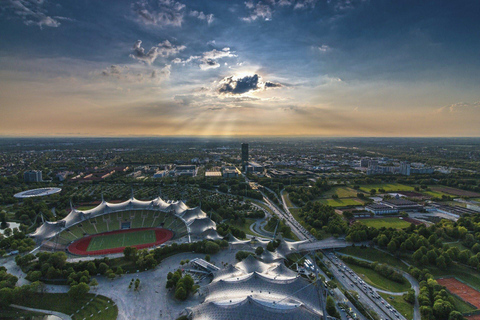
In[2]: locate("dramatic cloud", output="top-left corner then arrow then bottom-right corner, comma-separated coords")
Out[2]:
132,0 -> 214,27
217,74 -> 282,95
130,40 -> 186,65
4,0 -> 65,28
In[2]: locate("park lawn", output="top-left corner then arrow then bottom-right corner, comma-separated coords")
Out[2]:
87,229 -> 156,251
15,293 -> 118,320
359,217 -> 411,229
359,183 -> 416,193
318,198 -> 363,207
226,218 -> 258,238
2,306 -> 46,319
450,293 -> 477,313
421,187 -> 454,198
76,205 -> 96,210
344,263 -> 411,293
379,293 -> 414,320
322,186 -> 359,199
283,191 -> 295,208
339,247 -> 409,271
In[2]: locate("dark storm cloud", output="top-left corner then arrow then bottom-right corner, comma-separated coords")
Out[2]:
218,74 -> 282,95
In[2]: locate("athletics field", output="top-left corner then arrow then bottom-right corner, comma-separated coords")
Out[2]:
68,227 -> 173,255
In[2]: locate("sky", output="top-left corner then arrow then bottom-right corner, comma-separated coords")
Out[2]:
0,0 -> 479,137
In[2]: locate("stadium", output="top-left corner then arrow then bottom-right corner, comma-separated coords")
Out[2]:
30,196 -> 221,255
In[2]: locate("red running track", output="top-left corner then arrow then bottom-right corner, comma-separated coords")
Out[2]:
68,227 -> 173,256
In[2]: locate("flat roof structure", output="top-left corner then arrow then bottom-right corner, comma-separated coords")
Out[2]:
14,187 -> 62,199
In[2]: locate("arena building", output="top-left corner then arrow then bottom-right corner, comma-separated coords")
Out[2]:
186,255 -> 325,320
30,195 -> 221,255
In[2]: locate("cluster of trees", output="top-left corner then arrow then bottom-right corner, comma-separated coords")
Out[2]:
299,201 -> 347,237
0,268 -> 44,309
346,218 -> 480,271
265,216 -> 293,238
0,228 -> 36,255
416,275 -> 463,320
266,239 -> 281,252
216,223 -> 247,239
11,198 -> 55,227
16,240 -> 227,285
340,256 -> 406,284
285,179 -> 331,206
166,269 -> 196,300
235,251 -> 255,261
326,296 -> 341,318
218,178 -> 263,200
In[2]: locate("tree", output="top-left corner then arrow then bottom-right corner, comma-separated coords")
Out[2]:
68,282 -> 90,299
255,246 -> 264,256
387,240 -> 397,253
0,288 -> 13,308
123,246 -> 138,261
204,241 -> 220,254
326,296 -> 340,318
89,278 -> 98,287
87,262 -> 97,275
448,311 -> 464,320
98,262 -> 109,275
174,286 -> 187,300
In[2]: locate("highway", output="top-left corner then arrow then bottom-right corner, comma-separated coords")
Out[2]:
323,252 -> 407,320
261,193 -> 315,241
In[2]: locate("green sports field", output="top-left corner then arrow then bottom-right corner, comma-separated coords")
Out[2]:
359,217 -> 411,229
87,229 -> 156,252
317,198 -> 363,207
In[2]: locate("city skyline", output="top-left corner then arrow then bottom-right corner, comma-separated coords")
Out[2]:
1,0 -> 479,137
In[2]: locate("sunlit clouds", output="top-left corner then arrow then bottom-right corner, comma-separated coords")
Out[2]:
0,0 -> 479,136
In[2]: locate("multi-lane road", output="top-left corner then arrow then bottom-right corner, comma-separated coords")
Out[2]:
323,252 -> 408,320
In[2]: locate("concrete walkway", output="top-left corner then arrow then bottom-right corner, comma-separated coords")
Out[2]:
10,304 -> 72,320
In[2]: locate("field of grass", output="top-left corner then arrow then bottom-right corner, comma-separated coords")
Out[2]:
345,263 -> 411,292
359,217 -> 411,229
379,293 -> 414,320
339,247 -> 409,271
283,191 -> 295,208
226,218 -> 258,238
359,183 -> 416,193
322,186 -> 360,199
87,229 -> 156,251
450,293 -> 477,313
422,190 -> 452,198
15,293 -> 118,320
1,306 -> 46,319
76,205 -> 96,210
318,198 -> 363,207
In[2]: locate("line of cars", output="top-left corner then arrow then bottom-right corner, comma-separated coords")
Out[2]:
326,252 -> 403,320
